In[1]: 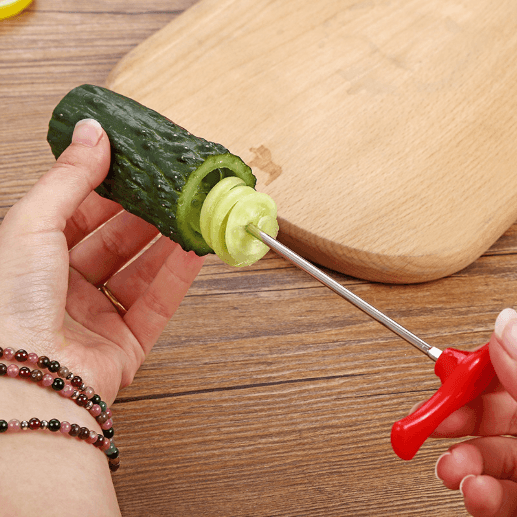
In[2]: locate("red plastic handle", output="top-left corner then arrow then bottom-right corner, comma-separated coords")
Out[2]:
391,343 -> 495,460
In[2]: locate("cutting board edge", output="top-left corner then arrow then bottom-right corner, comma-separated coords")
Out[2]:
277,228 -> 467,284
277,212 -> 514,284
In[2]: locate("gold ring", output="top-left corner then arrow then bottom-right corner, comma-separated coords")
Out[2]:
99,284 -> 127,316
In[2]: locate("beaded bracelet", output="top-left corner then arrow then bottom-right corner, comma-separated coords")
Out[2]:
0,347 -> 120,472
0,347 -> 114,430
0,361 -> 115,431
0,418 -> 120,471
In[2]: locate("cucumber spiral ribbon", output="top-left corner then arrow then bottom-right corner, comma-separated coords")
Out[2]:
200,177 -> 279,266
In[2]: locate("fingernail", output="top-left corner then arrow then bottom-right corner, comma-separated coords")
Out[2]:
495,308 -> 517,341
459,474 -> 476,496
435,451 -> 451,481
72,119 -> 103,147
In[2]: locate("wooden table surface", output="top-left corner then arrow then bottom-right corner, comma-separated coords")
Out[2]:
2,2 -> 516,516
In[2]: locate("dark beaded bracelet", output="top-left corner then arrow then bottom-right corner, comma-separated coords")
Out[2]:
0,418 -> 118,471
0,348 -> 114,428
0,347 -> 119,470
0,361 -> 114,427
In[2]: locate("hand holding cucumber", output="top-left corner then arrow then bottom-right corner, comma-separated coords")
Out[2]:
0,118 -> 204,406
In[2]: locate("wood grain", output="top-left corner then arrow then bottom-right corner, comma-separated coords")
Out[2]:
107,0 -> 517,283
2,2 -> 517,516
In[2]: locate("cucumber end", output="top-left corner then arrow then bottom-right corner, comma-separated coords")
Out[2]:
176,154 -> 256,255
199,177 -> 279,267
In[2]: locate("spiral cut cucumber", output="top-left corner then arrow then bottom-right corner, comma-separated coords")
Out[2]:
200,177 -> 279,266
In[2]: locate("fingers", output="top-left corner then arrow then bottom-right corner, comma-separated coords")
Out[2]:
461,476 -> 517,517
436,437 -> 517,517
123,245 -> 205,355
103,236 -> 179,309
490,308 -> 517,402
430,309 -> 517,516
67,239 -> 204,386
7,119 -> 111,235
66,266 -> 144,388
64,191 -> 122,250
436,442 -> 483,490
429,389 -> 517,438
69,210 -> 160,286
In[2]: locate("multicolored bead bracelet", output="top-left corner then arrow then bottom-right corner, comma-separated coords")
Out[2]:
0,418 -> 120,471
0,347 -> 120,472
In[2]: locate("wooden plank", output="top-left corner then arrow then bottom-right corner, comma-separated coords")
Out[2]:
112,388 -> 467,516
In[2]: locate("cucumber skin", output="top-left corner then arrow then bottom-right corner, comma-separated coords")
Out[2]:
47,84 -> 256,255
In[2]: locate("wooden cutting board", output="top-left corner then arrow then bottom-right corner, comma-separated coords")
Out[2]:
107,0 -> 517,283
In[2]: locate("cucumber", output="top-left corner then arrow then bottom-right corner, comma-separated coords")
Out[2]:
199,176 -> 245,248
47,84 -> 256,256
199,177 -> 279,266
208,184 -> 257,265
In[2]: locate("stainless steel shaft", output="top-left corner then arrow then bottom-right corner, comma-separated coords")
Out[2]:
246,224 -> 442,361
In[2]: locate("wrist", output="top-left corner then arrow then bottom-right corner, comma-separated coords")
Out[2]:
0,322 -> 122,407
0,346 -> 119,465
0,350 -> 121,516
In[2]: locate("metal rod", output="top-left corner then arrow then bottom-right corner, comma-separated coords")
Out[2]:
246,224 -> 442,362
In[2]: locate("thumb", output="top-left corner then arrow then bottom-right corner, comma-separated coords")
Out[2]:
7,118 -> 111,235
490,307 -> 517,401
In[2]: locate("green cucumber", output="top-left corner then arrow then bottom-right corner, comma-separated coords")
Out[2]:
47,84 -> 278,266
47,84 -> 255,256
